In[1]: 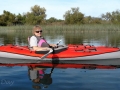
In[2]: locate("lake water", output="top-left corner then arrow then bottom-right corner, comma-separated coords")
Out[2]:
0,29 -> 120,90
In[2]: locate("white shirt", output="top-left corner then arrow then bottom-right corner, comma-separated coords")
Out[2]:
30,36 -> 38,47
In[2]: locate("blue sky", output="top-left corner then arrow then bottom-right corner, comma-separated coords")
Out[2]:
0,0 -> 120,19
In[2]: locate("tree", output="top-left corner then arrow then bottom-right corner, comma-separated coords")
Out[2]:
111,10 -> 120,24
101,12 -> 112,22
0,10 -> 15,26
25,5 -> 46,25
83,16 -> 92,24
101,10 -> 120,24
63,7 -> 84,24
47,17 -> 57,23
12,13 -> 26,25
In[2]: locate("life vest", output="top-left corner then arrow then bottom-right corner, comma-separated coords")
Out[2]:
28,35 -> 50,48
35,36 -> 50,47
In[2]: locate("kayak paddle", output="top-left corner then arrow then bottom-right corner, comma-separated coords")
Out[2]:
40,48 -> 53,60
56,40 -> 62,46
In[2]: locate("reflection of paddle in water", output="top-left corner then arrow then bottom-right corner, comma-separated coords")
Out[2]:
40,67 -> 54,86
28,66 -> 54,89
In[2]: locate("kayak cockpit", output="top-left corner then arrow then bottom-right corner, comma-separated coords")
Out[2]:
35,45 -> 68,54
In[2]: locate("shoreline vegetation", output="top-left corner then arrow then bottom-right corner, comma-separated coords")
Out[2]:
0,24 -> 120,32
0,24 -> 120,47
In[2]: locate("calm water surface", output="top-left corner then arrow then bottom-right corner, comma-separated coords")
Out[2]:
0,29 -> 120,90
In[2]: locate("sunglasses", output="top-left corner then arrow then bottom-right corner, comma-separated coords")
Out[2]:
35,30 -> 42,33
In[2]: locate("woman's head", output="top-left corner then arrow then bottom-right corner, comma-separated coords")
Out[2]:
33,25 -> 42,36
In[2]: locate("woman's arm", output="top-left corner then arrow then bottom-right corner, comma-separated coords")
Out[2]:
32,46 -> 51,51
30,36 -> 51,51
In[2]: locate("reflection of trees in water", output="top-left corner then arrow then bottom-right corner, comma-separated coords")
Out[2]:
64,31 -> 120,47
0,33 -> 16,45
0,30 -> 31,45
1,30 -> 120,46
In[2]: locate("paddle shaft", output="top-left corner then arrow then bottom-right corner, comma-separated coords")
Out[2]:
40,49 -> 53,60
38,39 -> 61,62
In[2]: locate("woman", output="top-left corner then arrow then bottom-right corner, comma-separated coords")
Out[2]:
29,25 -> 56,51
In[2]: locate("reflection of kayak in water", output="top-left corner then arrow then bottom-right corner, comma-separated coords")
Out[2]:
0,44 -> 120,65
0,63 -> 118,69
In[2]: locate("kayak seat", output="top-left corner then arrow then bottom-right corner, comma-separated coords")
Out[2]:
27,36 -> 30,47
27,36 -> 33,50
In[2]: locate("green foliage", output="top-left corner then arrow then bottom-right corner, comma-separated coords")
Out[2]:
25,5 -> 46,25
46,17 -> 64,25
63,7 -> 84,24
15,13 -> 26,25
0,5 -> 46,26
0,5 -> 120,26
47,17 -> 57,23
0,10 -> 15,26
101,10 -> 120,24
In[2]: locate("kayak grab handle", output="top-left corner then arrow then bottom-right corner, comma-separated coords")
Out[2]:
84,45 -> 97,51
74,45 -> 97,52
84,45 -> 94,48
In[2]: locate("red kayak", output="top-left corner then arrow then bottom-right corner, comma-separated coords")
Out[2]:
0,44 -> 120,65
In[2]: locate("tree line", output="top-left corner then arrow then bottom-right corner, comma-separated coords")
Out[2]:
0,5 -> 120,26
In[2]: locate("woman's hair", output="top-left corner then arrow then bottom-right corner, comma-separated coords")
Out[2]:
32,25 -> 42,34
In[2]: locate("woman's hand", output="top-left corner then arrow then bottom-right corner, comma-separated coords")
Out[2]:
50,44 -> 57,48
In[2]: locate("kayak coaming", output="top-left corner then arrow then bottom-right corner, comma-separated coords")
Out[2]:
0,44 -> 120,65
